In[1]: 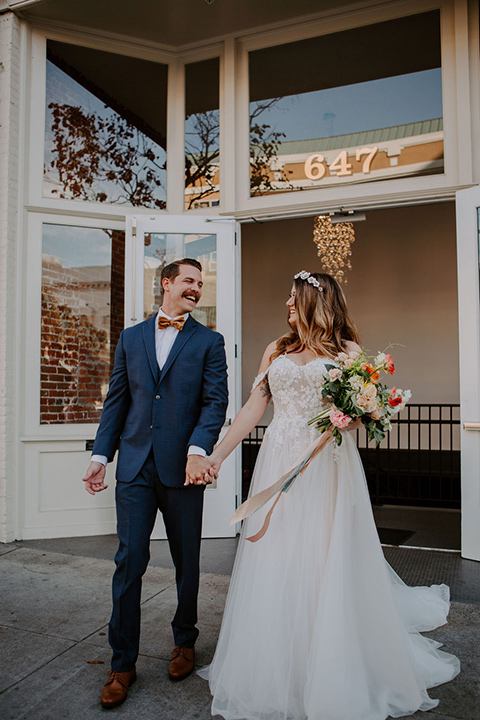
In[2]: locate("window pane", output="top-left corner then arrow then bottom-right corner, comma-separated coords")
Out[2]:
41,224 -> 125,424
185,58 -> 220,210
144,233 -> 216,328
44,41 -> 167,208
249,11 -> 443,196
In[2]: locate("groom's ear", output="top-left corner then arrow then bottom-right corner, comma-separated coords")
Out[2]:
162,276 -> 170,293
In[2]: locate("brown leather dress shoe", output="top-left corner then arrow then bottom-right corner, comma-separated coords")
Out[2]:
168,646 -> 195,681
100,667 -> 136,708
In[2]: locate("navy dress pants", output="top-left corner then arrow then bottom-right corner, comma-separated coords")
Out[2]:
109,450 -> 205,672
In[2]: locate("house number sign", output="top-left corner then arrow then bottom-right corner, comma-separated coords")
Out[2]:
304,146 -> 379,180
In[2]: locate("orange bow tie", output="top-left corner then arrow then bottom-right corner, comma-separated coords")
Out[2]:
158,316 -> 185,331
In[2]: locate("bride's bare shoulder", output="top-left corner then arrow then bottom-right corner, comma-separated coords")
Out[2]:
258,340 -> 279,373
343,339 -> 362,354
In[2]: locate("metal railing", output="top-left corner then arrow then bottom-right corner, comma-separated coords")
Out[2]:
241,404 -> 461,508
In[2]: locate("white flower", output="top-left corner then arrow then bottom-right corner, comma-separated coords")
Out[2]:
355,385 -> 378,414
349,375 -> 363,391
328,368 -> 342,382
370,406 -> 383,420
363,384 -> 377,401
357,397 -> 377,413
336,350 -> 359,369
375,352 -> 386,365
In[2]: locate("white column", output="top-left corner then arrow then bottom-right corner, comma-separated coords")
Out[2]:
221,37 -> 237,212
234,38 -> 250,211
0,11 -> 22,542
452,0 -> 473,185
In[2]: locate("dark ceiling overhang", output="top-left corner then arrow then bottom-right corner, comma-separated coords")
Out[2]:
2,0 -> 375,48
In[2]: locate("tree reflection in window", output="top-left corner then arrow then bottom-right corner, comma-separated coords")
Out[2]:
44,42 -> 167,209
185,58 -> 220,210
249,98 -> 291,196
185,108 -> 220,209
184,57 -> 292,207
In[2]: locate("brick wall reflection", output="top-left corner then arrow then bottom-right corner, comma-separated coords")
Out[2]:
40,229 -> 125,424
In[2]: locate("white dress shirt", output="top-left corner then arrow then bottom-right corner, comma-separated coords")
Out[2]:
92,308 -> 206,466
155,307 -> 188,370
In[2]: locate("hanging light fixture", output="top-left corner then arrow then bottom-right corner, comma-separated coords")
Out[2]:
313,211 -> 365,283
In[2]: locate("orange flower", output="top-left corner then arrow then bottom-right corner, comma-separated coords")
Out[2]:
385,354 -> 395,375
362,362 -> 380,383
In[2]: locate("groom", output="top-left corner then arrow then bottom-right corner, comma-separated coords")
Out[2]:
82,258 -> 228,708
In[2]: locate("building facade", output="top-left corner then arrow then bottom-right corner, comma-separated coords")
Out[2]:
1,0 -> 480,560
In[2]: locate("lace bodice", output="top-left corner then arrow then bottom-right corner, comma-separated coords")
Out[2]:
259,355 -> 332,455
268,355 -> 329,420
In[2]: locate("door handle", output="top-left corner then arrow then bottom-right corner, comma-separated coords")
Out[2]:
463,422 -> 480,430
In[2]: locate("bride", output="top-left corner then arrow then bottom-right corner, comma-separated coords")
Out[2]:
200,271 -> 460,720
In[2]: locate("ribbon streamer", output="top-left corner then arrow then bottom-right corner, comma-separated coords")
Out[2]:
230,429 -> 333,542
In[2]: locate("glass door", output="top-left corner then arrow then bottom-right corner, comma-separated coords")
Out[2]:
125,214 -> 240,538
456,187 -> 480,562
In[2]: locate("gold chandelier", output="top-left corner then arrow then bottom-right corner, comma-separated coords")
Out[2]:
313,215 -> 355,284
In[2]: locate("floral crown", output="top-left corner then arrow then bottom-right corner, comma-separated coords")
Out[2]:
294,270 -> 324,292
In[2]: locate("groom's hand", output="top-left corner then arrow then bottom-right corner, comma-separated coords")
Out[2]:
83,461 -> 108,495
185,455 -> 215,486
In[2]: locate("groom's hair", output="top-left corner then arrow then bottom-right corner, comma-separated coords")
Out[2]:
161,258 -> 202,283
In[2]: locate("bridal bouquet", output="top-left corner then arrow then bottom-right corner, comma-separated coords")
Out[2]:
308,349 -> 411,446
231,348 -> 411,542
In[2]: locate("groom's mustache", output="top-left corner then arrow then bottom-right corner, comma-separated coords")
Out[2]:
182,291 -> 200,302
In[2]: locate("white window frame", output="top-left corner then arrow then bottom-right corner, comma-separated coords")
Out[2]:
456,184 -> 480,562
232,0 -> 474,220
125,213 -> 241,538
27,27 -> 227,218
25,1 -> 475,223
22,211 -> 127,440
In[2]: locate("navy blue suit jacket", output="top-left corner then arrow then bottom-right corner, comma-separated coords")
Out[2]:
92,314 -> 228,487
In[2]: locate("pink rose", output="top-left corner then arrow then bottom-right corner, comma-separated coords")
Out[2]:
329,408 -> 352,429
328,368 -> 342,382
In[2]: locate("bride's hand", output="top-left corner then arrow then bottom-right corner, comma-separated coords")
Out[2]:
348,417 -> 362,432
208,453 -> 222,478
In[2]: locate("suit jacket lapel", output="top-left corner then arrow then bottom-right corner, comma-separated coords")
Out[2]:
143,315 -> 160,384
159,314 -> 197,383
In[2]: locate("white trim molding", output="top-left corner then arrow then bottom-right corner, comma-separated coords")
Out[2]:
0,11 -> 23,542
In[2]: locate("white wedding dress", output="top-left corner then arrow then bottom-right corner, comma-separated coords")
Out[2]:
200,355 -> 460,720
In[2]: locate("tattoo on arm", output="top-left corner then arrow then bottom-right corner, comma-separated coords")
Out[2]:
259,376 -> 272,401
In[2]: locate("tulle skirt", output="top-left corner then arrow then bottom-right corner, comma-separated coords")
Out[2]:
200,427 -> 460,720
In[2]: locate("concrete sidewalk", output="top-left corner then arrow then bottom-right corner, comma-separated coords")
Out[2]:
0,539 -> 479,720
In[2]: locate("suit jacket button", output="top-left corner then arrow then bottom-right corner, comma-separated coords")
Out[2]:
155,395 -> 160,400
149,425 -> 152,429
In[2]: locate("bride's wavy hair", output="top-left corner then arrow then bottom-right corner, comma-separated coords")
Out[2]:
271,272 -> 360,361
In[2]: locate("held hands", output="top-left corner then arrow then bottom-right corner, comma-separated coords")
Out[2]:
82,461 -> 108,495
184,454 -> 222,486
